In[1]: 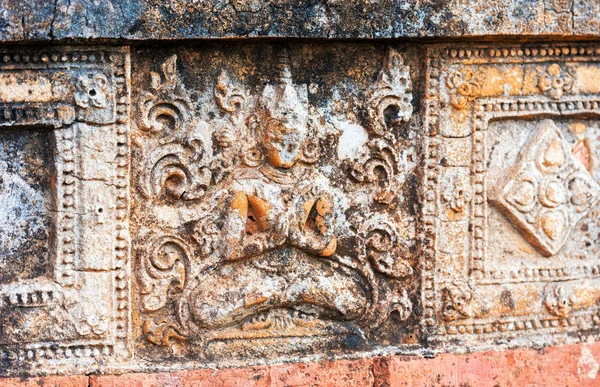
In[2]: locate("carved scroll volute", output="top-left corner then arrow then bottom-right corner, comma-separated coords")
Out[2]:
367,47 -> 413,136
357,214 -> 412,279
212,70 -> 248,182
139,236 -> 189,313
345,48 -> 413,203
346,139 -> 399,182
138,54 -> 192,143
215,70 -> 246,126
142,142 -> 212,201
357,215 -> 414,327
138,55 -> 213,201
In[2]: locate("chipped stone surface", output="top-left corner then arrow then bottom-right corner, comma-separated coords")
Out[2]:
0,13 -> 600,380
1,0 -> 600,41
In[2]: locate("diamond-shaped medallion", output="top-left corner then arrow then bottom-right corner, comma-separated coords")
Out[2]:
489,119 -> 600,256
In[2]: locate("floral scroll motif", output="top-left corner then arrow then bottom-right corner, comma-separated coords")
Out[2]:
446,68 -> 481,109
212,70 -> 248,183
138,55 -> 213,201
357,214 -> 414,327
138,236 -> 188,313
142,142 -> 212,201
138,54 -> 193,143
346,48 -> 414,204
357,214 -> 413,279
215,69 -> 246,125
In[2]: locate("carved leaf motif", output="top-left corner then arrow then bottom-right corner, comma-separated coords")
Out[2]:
215,70 -> 246,116
138,55 -> 192,143
357,214 -> 412,279
141,142 -> 212,201
139,236 -> 188,313
367,47 -> 413,136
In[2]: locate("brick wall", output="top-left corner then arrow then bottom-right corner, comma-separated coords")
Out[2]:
2,341 -> 599,386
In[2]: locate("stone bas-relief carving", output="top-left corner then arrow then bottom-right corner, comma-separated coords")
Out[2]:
2,41 -> 600,377
426,44 -> 600,346
0,46 -> 130,376
132,45 -> 418,361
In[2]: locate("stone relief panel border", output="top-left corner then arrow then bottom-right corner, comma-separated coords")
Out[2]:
424,43 -> 600,346
0,46 -> 131,375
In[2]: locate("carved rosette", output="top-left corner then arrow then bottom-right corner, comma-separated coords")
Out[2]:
446,68 -> 481,109
538,63 -> 572,100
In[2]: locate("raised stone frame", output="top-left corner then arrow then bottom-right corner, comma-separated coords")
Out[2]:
0,46 -> 130,375
424,43 -> 600,348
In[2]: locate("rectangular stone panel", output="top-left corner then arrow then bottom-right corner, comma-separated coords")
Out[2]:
0,46 -> 131,376
424,43 -> 600,347
130,43 -> 420,365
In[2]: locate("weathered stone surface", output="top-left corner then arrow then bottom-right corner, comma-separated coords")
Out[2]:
1,0 -> 600,41
0,46 -> 131,376
131,43 -> 418,366
1,3 -> 600,381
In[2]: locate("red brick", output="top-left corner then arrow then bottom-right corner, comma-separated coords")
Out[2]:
384,342 -> 600,387
90,367 -> 271,387
0,375 -> 88,387
5,342 -> 600,386
268,358 -> 374,387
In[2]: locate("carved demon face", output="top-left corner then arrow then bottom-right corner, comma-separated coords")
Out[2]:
258,83 -> 309,168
